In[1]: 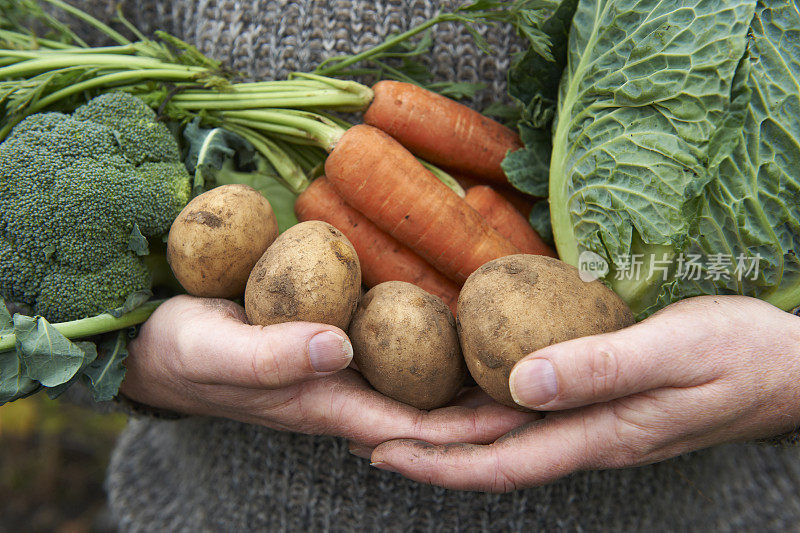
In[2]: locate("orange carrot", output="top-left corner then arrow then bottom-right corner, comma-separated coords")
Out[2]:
295,177 -> 460,313
465,186 -> 556,258
325,124 -> 519,284
453,172 -> 536,217
363,81 -> 522,185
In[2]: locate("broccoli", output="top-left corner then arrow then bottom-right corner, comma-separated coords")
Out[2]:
0,92 -> 191,323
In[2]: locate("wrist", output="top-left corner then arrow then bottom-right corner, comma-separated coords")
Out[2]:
760,306 -> 800,444
114,392 -> 188,420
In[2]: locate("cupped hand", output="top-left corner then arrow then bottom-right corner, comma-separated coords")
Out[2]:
369,296 -> 800,492
120,295 -> 536,447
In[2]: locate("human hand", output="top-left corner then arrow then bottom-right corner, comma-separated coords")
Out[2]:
369,296 -> 800,492
120,295 -> 536,446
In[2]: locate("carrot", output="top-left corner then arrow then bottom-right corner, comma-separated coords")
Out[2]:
295,177 -> 460,313
453,172 -> 536,217
465,186 -> 556,258
325,124 -> 520,284
363,81 -> 522,185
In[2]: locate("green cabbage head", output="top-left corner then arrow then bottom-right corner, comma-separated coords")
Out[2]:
515,0 -> 800,317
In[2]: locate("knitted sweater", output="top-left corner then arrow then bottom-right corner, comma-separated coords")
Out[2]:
69,1 -> 800,531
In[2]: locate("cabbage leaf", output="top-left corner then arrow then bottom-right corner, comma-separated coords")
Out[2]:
539,0 -> 800,316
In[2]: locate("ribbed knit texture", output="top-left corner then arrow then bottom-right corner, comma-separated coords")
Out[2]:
107,416 -> 800,532
71,0 -> 519,110
63,1 -> 800,530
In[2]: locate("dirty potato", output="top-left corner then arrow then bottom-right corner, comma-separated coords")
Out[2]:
457,254 -> 634,408
244,220 -> 361,329
349,281 -> 465,409
167,184 -> 278,298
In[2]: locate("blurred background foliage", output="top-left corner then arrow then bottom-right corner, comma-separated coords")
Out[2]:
0,397 -> 126,533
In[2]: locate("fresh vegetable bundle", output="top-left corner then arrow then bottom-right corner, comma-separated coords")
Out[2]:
4,0 -> 798,409
0,0 -> 550,404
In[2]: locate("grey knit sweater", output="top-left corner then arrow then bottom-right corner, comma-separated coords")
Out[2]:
69,1 -> 800,531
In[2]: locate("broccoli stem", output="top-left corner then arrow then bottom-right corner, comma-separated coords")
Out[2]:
142,250 -> 182,292
0,300 -> 165,353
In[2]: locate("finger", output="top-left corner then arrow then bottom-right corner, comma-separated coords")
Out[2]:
508,308 -> 726,410
260,370 -> 540,447
348,441 -> 374,459
174,297 -> 353,388
448,387 -> 501,409
370,413 -> 593,492
370,404 -> 643,492
371,385 -> 728,492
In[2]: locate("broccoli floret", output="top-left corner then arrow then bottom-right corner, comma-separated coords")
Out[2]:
0,92 -> 191,322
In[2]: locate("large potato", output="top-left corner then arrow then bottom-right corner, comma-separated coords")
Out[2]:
245,221 -> 361,329
457,254 -> 634,408
167,184 -> 278,298
349,281 -> 465,409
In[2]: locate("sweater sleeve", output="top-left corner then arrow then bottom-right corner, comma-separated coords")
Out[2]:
59,382 -> 187,420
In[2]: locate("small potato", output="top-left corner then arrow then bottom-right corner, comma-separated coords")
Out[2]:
349,281 -> 465,410
245,220 -> 361,329
167,184 -> 278,298
457,254 -> 634,408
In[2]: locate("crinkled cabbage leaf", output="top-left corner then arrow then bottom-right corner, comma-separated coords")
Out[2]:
515,0 -> 800,316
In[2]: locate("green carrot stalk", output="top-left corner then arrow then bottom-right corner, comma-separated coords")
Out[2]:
39,0 -> 131,45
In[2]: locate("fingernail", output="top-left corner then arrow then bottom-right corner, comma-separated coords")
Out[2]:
509,358 -> 558,407
308,331 -> 353,372
370,461 -> 398,473
348,443 -> 374,460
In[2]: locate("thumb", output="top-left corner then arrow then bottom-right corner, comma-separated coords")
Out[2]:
174,297 -> 353,389
507,302 -> 723,410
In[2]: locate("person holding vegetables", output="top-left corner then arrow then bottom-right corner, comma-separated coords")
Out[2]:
4,0 -> 800,531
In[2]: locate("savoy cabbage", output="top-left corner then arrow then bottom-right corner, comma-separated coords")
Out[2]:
507,0 -> 800,316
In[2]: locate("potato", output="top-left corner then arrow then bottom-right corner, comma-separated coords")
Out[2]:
245,220 -> 361,329
167,184 -> 278,298
349,281 -> 465,409
457,254 -> 634,408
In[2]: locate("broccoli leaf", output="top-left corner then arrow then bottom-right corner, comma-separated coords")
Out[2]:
45,341 -> 97,399
82,331 -> 128,402
128,223 -> 150,256
106,289 -> 153,318
13,314 -> 88,387
0,350 -> 39,404
184,122 -> 246,195
236,170 -> 298,233
0,298 -> 12,336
